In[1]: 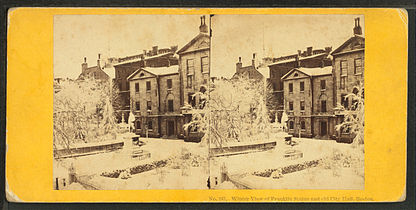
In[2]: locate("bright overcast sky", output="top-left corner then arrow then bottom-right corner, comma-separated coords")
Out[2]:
54,14 -> 364,79
211,14 -> 365,78
54,15 -> 202,79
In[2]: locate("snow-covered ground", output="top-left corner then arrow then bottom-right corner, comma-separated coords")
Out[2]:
233,166 -> 364,190
211,137 -> 355,175
54,132 -> 363,190
211,135 -> 364,190
53,136 -> 209,189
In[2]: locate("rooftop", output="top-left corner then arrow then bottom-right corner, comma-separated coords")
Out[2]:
127,65 -> 179,80
268,52 -> 328,66
297,66 -> 332,76
114,52 -> 174,66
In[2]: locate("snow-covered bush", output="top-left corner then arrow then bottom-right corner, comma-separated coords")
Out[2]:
184,76 -> 273,148
335,82 -> 364,146
119,170 -> 131,179
53,77 -> 120,155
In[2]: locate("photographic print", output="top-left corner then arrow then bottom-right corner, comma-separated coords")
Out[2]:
6,7 -> 408,202
53,13 -> 365,191
209,15 -> 365,190
53,14 -> 211,190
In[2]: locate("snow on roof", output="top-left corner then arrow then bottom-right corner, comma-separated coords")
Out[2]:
127,65 -> 179,80
102,66 -> 115,79
281,66 -> 332,80
257,66 -> 270,78
268,52 -> 328,66
114,52 -> 173,66
143,65 -> 179,76
297,66 -> 332,76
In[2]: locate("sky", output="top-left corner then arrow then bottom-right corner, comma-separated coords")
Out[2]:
54,14 -> 364,79
211,15 -> 365,78
54,15 -> 203,79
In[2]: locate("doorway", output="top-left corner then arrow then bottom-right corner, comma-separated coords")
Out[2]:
167,120 -> 175,137
320,121 -> 327,136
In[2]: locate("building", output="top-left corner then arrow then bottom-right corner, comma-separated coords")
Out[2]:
282,66 -> 335,139
268,46 -> 332,122
78,54 -> 114,82
113,46 -> 179,123
177,15 -> 210,141
127,65 -> 184,138
232,54 -> 269,81
331,17 -> 365,142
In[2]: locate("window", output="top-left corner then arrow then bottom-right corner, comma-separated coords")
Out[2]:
147,101 -> 152,111
289,121 -> 294,130
187,75 -> 193,88
354,58 -> 363,74
186,59 -> 194,75
147,120 -> 153,130
341,94 -> 348,108
340,60 -> 347,89
300,81 -> 304,92
273,82 -> 278,91
146,81 -> 151,91
301,121 -> 306,130
201,56 -> 209,73
188,93 -> 196,107
289,83 -> 293,93
340,60 -> 348,76
289,101 -> 294,111
135,83 -> 139,92
136,121 -> 141,129
168,100 -> 174,112
321,100 -> 327,112
167,79 -> 172,89
300,101 -> 305,111
321,80 -> 326,90
135,101 -> 140,111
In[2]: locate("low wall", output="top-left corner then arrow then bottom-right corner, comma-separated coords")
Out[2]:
210,141 -> 276,157
54,141 -> 124,159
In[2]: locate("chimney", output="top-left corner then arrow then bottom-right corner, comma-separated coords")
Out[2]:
295,55 -> 300,68
82,57 -> 88,72
170,45 -> 178,52
252,53 -> 256,67
353,17 -> 362,35
307,47 -> 313,56
143,50 -> 147,56
236,57 -> 242,73
97,53 -> 101,68
152,46 -> 158,55
297,50 -> 302,56
325,47 -> 332,54
199,15 -> 208,34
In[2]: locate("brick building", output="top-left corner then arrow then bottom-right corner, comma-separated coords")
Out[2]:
127,65 -> 184,138
113,46 -> 178,123
267,46 -> 332,122
177,15 -> 210,141
78,54 -> 115,82
232,54 -> 269,80
332,17 -> 365,142
282,66 -> 336,139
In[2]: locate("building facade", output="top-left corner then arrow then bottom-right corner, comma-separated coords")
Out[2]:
282,67 -> 336,139
177,16 -> 210,141
113,46 -> 178,123
78,54 -> 113,82
331,17 -> 365,142
268,46 -> 332,122
232,54 -> 268,81
127,66 -> 184,138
